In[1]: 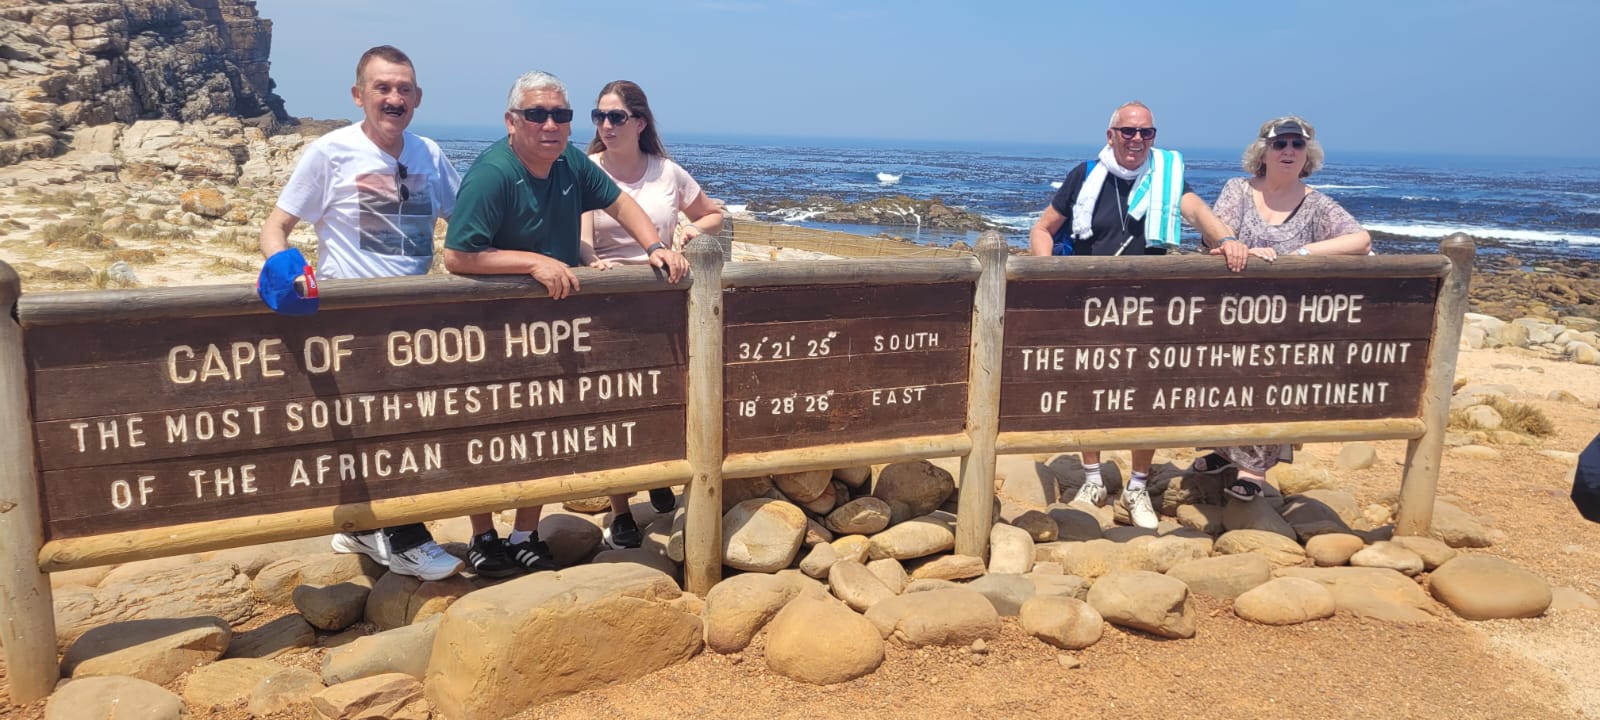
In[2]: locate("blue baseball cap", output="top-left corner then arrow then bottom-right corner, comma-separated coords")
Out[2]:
257,248 -> 319,315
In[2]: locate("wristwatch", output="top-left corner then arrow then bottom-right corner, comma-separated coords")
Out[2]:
645,241 -> 669,257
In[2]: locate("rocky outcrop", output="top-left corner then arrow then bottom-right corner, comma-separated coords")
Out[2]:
0,0 -> 288,167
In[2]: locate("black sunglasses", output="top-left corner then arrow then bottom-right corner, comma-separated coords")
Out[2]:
514,106 -> 575,124
1271,138 -> 1307,150
395,162 -> 409,202
591,109 -> 637,126
1113,126 -> 1157,140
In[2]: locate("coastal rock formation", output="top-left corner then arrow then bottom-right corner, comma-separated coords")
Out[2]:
0,0 -> 287,167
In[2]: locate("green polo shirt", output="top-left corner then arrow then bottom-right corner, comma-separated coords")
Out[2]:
445,139 -> 620,267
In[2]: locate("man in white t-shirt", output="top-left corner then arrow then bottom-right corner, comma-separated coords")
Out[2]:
257,45 -> 488,581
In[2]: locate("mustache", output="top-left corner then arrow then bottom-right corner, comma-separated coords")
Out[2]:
380,103 -> 408,114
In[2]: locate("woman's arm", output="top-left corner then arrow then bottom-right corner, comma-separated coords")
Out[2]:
680,191 -> 724,240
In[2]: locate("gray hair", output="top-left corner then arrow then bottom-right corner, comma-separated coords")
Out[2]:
1242,115 -> 1325,178
1108,101 -> 1153,128
506,71 -> 567,111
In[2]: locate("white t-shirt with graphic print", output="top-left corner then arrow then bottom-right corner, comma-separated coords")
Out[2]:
275,123 -> 461,279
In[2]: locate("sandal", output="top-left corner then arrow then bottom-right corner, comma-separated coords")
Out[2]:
1223,478 -> 1262,502
1191,453 -> 1234,475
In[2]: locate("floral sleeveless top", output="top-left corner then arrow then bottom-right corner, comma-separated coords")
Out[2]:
1212,177 -> 1364,253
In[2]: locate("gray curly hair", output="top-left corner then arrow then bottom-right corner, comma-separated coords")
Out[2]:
506,70 -> 566,111
1242,115 -> 1325,178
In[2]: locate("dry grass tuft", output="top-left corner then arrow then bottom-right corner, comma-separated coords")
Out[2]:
1450,395 -> 1556,437
39,221 -> 117,250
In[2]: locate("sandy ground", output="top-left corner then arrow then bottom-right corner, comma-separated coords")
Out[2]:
0,210 -> 1597,718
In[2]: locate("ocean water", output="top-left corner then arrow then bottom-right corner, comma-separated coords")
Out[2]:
425,128 -> 1600,261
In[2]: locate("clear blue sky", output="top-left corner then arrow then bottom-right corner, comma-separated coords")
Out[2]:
260,0 -> 1599,158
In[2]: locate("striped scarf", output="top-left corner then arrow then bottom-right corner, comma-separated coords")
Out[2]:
1071,146 -> 1185,250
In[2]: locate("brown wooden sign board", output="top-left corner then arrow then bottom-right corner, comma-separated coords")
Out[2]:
27,293 -> 689,539
1000,276 -> 1437,433
723,284 -> 972,453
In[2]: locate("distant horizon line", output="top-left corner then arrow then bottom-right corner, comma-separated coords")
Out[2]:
399,123 -> 1596,165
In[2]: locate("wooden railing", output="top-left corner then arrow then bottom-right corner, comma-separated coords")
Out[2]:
0,231 -> 1473,703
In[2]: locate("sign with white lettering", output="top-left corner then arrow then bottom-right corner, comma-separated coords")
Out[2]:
27,293 -> 687,538
999,276 -> 1437,432
722,284 -> 972,453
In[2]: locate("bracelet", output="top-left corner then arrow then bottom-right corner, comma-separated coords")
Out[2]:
645,241 -> 669,256
1295,247 -> 1311,256
1210,236 -> 1236,249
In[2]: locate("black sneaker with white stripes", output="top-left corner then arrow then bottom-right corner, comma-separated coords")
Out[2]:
467,530 -> 520,579
507,535 -> 562,573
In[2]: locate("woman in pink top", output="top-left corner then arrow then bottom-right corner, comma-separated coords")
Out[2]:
580,80 -> 723,548
1197,116 -> 1371,502
581,80 -> 723,267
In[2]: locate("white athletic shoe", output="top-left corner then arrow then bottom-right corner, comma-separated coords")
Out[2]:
331,531 -> 390,565
1122,488 -> 1158,530
389,541 -> 464,582
1072,481 -> 1107,507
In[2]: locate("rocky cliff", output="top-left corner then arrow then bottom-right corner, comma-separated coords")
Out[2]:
0,0 -> 286,167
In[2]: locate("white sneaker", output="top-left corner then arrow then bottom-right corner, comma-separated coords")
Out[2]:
1122,487 -> 1158,529
331,531 -> 389,565
1071,482 -> 1107,507
389,541 -> 464,582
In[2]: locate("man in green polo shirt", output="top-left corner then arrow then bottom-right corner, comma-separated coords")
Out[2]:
444,69 -> 687,575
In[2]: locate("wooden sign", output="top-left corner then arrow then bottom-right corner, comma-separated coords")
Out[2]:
1000,276 -> 1438,433
27,292 -> 688,539
722,283 -> 972,453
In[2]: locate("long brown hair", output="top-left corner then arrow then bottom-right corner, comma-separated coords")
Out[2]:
586,80 -> 669,159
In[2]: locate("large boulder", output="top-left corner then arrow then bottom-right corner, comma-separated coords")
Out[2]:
55,559 -> 258,647
988,522 -> 1036,574
864,588 -> 1001,648
872,460 -> 956,524
313,673 -> 427,720
1428,555 -> 1552,620
867,513 -> 956,561
826,497 -> 892,535
62,616 -> 230,685
764,597 -> 885,685
829,560 -> 898,612
323,616 -> 442,683
1234,577 -> 1336,626
1019,596 -> 1104,650
1276,567 -> 1439,622
722,498 -> 808,572
702,573 -> 800,653
182,658 -> 281,713
45,676 -> 185,720
772,469 -> 834,503
1214,529 -> 1307,567
1165,554 -> 1272,600
425,564 -> 702,718
1086,570 -> 1196,639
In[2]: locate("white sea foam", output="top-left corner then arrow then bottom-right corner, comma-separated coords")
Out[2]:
877,172 -> 902,185
1400,195 -> 1440,201
1366,222 -> 1600,246
1051,181 -> 1063,190
723,203 -> 749,216
770,207 -> 830,222
1309,184 -> 1385,190
984,212 -> 1036,230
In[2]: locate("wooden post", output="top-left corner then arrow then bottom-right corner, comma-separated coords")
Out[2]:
0,262 -> 60,703
683,236 -> 725,594
956,232 -> 1007,558
1396,234 -> 1476,535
